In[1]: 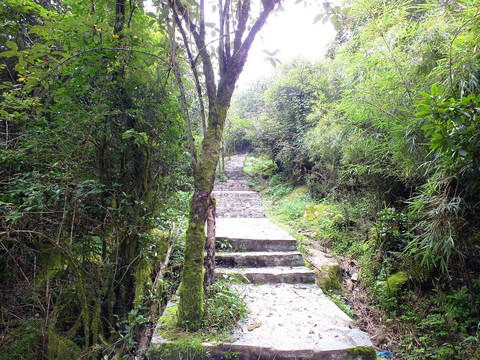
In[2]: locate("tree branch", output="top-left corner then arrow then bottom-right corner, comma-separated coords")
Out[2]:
219,0 -> 226,75
171,0 -> 217,101
232,0 -> 250,55
171,13 -> 208,138
225,0 -> 231,62
49,47 -> 169,77
236,1 -> 280,65
166,19 -> 197,166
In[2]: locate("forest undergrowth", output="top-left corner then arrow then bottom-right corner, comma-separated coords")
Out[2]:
227,1 -> 480,358
244,153 -> 480,360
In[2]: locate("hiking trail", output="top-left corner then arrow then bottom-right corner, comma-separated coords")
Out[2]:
152,153 -> 374,360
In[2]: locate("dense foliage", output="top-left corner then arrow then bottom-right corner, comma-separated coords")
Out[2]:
0,0 -> 192,358
1,0 -> 282,356
227,0 -> 480,358
2,0 -> 479,357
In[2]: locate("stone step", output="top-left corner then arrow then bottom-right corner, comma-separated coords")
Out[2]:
203,284 -> 375,360
213,190 -> 258,194
216,218 -> 295,241
214,179 -> 250,191
213,190 -> 261,199
217,237 -> 297,252
215,191 -> 264,208
223,173 -> 245,180
216,207 -> 266,218
215,251 -> 305,267
216,266 -> 315,284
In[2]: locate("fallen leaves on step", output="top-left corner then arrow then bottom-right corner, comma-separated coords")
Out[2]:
248,322 -> 262,331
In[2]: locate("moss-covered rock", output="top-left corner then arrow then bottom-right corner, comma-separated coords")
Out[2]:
147,303 -> 209,360
318,263 -> 343,291
346,345 -> 377,359
331,213 -> 347,229
149,304 -> 213,360
306,249 -> 343,291
303,203 -> 330,221
386,271 -> 408,293
148,336 -> 211,360
285,186 -> 308,200
159,304 -> 179,329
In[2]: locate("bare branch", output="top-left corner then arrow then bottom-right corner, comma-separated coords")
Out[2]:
233,0 -> 250,54
171,0 -> 217,100
166,18 -> 197,166
219,0 -> 226,75
171,12 -> 208,138
225,0 -> 231,62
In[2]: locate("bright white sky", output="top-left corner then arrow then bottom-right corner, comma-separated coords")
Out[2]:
145,1 -> 337,90
237,2 -> 336,89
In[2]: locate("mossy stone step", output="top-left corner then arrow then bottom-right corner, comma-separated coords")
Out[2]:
215,251 -> 305,267
216,266 -> 316,284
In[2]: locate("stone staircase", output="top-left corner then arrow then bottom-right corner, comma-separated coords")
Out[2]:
151,153 -> 375,360
206,154 -> 374,359
213,154 -> 316,285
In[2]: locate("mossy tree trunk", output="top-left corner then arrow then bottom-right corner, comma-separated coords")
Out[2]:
168,0 -> 281,330
205,196 -> 216,287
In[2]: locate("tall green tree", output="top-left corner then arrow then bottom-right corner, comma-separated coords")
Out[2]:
167,0 -> 281,329
1,0 -> 190,357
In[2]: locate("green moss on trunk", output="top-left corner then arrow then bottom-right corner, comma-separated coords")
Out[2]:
178,104 -> 230,330
47,325 -> 81,359
178,193 -> 208,330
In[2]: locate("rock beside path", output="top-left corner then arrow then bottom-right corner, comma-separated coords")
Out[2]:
306,248 -> 343,291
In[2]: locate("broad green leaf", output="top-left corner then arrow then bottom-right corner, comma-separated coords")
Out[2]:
331,14 -> 341,30
6,40 -> 18,51
0,50 -> 17,58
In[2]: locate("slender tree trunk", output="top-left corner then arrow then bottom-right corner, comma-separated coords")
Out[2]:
170,0 -> 281,330
178,102 -> 229,329
137,219 -> 184,355
205,195 -> 216,286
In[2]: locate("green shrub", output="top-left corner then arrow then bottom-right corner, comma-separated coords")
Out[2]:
203,280 -> 248,333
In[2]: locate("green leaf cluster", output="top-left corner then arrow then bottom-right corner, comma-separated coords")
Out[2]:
0,0 -> 192,358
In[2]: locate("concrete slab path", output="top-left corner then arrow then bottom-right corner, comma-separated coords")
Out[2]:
151,153 -> 374,360
208,154 -> 374,359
